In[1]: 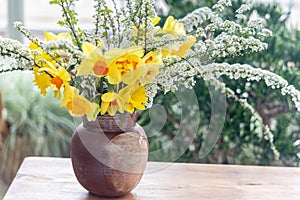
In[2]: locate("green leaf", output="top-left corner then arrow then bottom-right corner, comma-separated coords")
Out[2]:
49,0 -> 58,5
57,20 -> 65,26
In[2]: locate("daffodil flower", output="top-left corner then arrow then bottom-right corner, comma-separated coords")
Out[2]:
33,61 -> 71,97
44,31 -> 71,41
139,51 -> 163,85
122,51 -> 163,86
100,92 -> 125,116
105,46 -> 144,85
61,86 -> 100,120
119,84 -> 147,113
160,16 -> 196,58
161,16 -> 186,36
29,31 -> 72,65
76,42 -> 109,77
32,67 -> 52,96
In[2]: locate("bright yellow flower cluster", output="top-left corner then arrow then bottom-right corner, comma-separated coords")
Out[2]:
32,32 -> 99,119
31,15 -> 195,118
77,42 -> 162,116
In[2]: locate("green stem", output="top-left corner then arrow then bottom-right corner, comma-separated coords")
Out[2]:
59,1 -> 81,49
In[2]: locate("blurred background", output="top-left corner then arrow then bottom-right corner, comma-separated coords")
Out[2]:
1,0 -> 300,198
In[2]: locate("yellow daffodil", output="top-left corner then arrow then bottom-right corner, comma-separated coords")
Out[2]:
130,86 -> 147,110
161,16 -> 186,36
105,46 -> 144,85
160,16 -> 196,58
44,31 -> 71,41
133,16 -> 161,38
33,61 -> 71,98
122,51 -> 162,86
29,43 -> 54,66
100,92 -> 125,116
77,42 -> 109,77
139,51 -> 163,85
162,35 -> 196,58
62,87 -> 100,120
32,67 -> 52,96
30,31 -> 72,69
119,85 -> 147,113
42,62 -> 71,87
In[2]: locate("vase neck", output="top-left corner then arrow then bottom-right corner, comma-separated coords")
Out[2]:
82,113 -> 138,133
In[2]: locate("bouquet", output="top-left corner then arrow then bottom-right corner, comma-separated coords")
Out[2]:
1,0 -> 300,157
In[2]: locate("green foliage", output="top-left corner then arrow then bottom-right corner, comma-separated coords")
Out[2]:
50,0 -> 81,46
144,0 -> 300,166
0,71 -> 75,182
222,1 -> 300,165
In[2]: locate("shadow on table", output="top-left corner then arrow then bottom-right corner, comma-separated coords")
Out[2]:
79,192 -> 137,200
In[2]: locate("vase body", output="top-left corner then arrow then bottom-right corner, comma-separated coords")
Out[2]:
71,113 -> 148,197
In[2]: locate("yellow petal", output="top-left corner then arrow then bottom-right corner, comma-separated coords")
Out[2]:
174,35 -> 196,57
32,67 -> 51,96
61,85 -> 73,107
64,87 -> 100,120
44,31 -> 71,41
44,31 -> 57,41
107,105 -> 118,116
130,86 -> 147,110
152,16 -> 161,26
39,61 -> 57,76
107,67 -> 122,85
77,59 -> 96,76
57,66 -> 71,81
100,101 -> 110,115
161,16 -> 186,37
29,43 -> 39,50
56,32 -> 72,40
82,42 -> 97,57
102,92 -> 117,102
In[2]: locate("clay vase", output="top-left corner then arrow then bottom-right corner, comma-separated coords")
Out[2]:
71,112 -> 148,197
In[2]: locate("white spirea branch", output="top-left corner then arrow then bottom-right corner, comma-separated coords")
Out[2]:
0,37 -> 34,72
200,63 -> 300,111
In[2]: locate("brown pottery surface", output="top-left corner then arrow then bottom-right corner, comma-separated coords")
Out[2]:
71,113 -> 148,197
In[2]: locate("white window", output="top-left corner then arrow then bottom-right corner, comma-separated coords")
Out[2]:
0,0 -> 7,36
1,0 -> 299,39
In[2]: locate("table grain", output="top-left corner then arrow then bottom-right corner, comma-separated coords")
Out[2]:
3,157 -> 300,200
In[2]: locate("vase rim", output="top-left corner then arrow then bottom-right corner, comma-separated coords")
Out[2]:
82,112 -> 138,133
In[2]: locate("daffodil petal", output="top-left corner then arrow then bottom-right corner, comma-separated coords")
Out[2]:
82,42 -> 98,57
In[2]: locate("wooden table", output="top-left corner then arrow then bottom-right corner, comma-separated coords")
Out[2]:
3,157 -> 300,200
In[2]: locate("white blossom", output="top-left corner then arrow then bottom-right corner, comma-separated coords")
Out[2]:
199,63 -> 300,111
236,3 -> 252,14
